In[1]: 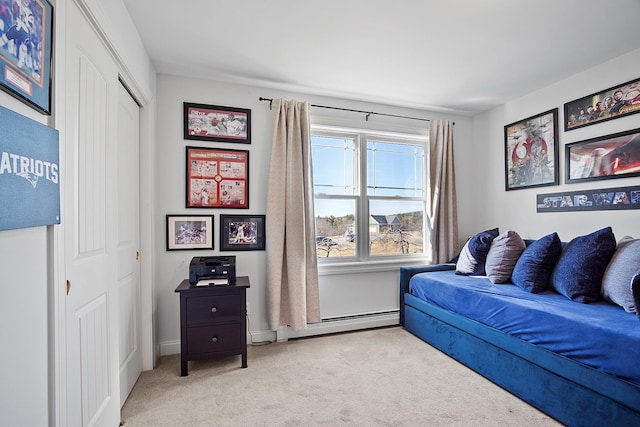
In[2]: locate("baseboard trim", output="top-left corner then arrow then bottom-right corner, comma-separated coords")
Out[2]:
277,312 -> 400,342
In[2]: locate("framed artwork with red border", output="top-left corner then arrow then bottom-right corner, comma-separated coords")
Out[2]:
185,146 -> 249,208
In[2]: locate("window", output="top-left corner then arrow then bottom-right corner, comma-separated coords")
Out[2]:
311,126 -> 428,262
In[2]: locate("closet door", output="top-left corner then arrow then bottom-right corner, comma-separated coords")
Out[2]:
64,1 -> 120,425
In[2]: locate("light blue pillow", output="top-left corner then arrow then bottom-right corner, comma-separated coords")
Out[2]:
549,227 -> 616,303
511,232 -> 562,293
601,236 -> 640,313
456,228 -> 499,276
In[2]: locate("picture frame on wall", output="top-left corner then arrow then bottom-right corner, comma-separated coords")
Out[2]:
186,146 -> 249,209
220,214 -> 265,251
504,108 -> 559,191
166,215 -> 214,251
565,128 -> 640,183
0,0 -> 54,114
184,102 -> 251,144
564,77 -> 640,131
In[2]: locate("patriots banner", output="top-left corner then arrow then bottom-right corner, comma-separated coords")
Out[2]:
0,105 -> 59,231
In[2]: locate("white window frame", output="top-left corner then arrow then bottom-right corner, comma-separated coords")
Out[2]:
311,124 -> 431,274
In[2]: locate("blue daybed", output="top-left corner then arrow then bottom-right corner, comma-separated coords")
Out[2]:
399,230 -> 640,427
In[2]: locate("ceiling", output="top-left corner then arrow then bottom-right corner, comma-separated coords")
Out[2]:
122,0 -> 640,115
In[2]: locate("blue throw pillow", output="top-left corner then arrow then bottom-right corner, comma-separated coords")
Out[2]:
456,228 -> 500,276
511,232 -> 562,293
549,227 -> 617,303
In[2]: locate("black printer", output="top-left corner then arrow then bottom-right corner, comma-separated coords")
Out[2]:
188,256 -> 236,285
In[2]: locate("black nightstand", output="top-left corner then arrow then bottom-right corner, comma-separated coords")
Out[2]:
175,276 -> 250,376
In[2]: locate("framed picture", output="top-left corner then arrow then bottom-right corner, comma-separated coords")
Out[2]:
504,108 -> 559,191
166,215 -> 214,251
0,0 -> 53,114
184,102 -> 251,144
220,214 -> 265,251
564,77 -> 640,131
537,185 -> 640,212
565,128 -> 640,183
186,146 -> 249,208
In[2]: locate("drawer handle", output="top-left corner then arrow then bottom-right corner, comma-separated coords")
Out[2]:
211,336 -> 218,343
211,306 -> 217,313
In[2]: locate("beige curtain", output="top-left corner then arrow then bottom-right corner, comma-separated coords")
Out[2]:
429,120 -> 459,263
266,99 -> 321,331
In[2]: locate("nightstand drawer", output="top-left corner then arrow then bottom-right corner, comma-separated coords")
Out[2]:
186,294 -> 241,324
186,323 -> 242,355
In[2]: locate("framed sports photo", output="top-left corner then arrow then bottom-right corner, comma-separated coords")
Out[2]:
565,128 -> 640,183
504,109 -> 559,191
0,0 -> 53,114
185,146 -> 249,208
184,102 -> 251,144
220,214 -> 265,251
166,215 -> 214,251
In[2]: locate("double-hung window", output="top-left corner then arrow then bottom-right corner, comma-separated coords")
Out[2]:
311,126 -> 428,263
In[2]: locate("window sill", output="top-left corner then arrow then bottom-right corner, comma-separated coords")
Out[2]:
317,256 -> 430,276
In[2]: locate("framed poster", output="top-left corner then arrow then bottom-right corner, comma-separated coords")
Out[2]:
0,0 -> 53,114
0,105 -> 59,230
166,215 -> 214,251
565,128 -> 640,183
537,185 -> 640,212
564,77 -> 640,131
504,108 -> 559,191
186,146 -> 249,208
220,214 -> 265,251
184,102 -> 251,144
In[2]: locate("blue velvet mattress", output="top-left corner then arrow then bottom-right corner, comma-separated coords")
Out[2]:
409,270 -> 640,386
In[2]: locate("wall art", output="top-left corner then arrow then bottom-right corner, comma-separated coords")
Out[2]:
0,105 -> 59,230
504,108 -> 559,191
186,146 -> 249,208
0,0 -> 53,114
565,128 -> 640,183
166,215 -> 214,250
184,102 -> 251,144
564,77 -> 640,131
220,214 -> 265,251
537,185 -> 640,212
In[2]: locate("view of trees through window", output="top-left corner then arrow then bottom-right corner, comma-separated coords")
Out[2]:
311,128 -> 427,260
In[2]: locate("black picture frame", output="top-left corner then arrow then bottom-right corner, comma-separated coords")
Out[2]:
166,215 -> 214,251
537,185 -> 640,212
504,108 -> 559,191
220,214 -> 265,251
564,77 -> 640,131
184,102 -> 251,144
565,128 -> 640,183
0,0 -> 53,114
185,146 -> 249,209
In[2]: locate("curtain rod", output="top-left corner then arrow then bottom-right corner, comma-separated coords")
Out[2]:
258,97 -> 452,124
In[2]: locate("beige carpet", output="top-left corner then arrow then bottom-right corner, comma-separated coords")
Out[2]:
120,326 -> 560,426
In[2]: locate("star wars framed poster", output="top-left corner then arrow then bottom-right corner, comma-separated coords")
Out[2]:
0,0 -> 53,114
184,102 -> 251,144
504,108 -> 559,191
186,146 -> 249,209
0,105 -> 59,230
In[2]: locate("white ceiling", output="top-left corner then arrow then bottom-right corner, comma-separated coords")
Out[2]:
122,0 -> 640,115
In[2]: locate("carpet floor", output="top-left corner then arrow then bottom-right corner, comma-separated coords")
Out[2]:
120,326 -> 560,426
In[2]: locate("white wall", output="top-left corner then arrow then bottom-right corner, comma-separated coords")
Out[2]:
462,48 -> 640,242
154,74 -> 473,352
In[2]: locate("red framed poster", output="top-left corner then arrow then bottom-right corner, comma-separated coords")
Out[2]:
185,146 -> 249,209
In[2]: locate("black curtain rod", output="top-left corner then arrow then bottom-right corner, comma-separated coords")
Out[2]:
259,97 -> 448,124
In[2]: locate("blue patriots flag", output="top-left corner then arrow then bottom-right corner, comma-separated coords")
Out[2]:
0,105 -> 60,231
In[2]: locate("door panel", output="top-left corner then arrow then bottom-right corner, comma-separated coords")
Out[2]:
65,2 -> 120,426
117,83 -> 142,406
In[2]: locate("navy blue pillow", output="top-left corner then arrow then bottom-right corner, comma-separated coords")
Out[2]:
511,232 -> 562,293
549,227 -> 617,303
455,228 -> 499,276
